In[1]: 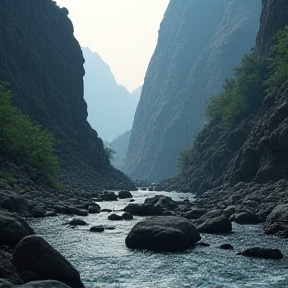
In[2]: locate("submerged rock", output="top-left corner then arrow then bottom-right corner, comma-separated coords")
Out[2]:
12,235 -> 83,288
239,247 -> 283,259
125,216 -> 201,252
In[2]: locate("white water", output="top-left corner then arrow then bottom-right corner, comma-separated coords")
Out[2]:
28,190 -> 288,288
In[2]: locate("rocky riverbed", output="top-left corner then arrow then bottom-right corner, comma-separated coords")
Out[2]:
1,189 -> 287,288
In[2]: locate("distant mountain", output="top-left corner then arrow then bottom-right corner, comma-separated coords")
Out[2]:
82,47 -> 141,141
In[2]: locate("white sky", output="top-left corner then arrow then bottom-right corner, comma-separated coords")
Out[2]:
55,0 -> 169,92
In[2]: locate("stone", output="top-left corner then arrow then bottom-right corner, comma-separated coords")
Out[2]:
125,216 -> 201,252
219,243 -> 234,250
124,203 -> 163,216
102,192 -> 118,201
263,204 -> 288,237
197,216 -> 232,233
68,218 -> 87,226
118,190 -> 133,199
239,247 -> 283,259
108,213 -> 122,221
0,210 -> 34,248
20,280 -> 71,288
12,235 -> 83,288
234,211 -> 260,224
32,206 -> 46,218
0,251 -> 23,284
88,205 -> 100,214
122,212 -> 133,220
90,226 -> 104,232
183,208 -> 209,219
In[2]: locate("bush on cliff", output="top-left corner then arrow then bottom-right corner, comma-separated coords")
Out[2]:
0,82 -> 60,188
265,26 -> 288,92
205,53 -> 268,129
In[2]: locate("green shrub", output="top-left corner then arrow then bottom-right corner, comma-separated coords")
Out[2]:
265,26 -> 288,92
206,53 -> 268,129
0,81 -> 60,188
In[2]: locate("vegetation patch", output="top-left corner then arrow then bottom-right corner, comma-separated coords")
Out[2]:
0,81 -> 60,189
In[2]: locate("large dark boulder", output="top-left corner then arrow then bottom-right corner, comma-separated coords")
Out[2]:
21,280 -> 71,288
125,216 -> 201,252
123,203 -> 163,216
118,190 -> 133,199
233,211 -> 261,225
144,195 -> 178,210
239,247 -> 283,260
263,204 -> 288,237
0,251 -> 23,284
197,216 -> 232,233
12,235 -> 83,288
0,210 -> 34,247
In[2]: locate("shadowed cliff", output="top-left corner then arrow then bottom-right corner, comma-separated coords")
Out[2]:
158,0 -> 288,195
124,0 -> 261,181
0,0 -> 135,190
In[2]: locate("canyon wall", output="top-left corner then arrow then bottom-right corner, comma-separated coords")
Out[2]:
124,0 -> 261,181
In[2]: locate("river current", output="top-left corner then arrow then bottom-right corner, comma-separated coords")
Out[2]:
28,190 -> 288,288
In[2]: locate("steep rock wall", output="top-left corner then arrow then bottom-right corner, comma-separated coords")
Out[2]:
124,0 -> 261,181
160,0 -> 288,194
0,0 -> 135,190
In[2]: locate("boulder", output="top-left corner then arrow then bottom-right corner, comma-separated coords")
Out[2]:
144,195 -> 178,210
222,206 -> 236,218
183,208 -> 208,219
194,209 -> 223,225
124,203 -> 163,216
90,226 -> 104,233
219,243 -> 234,250
239,247 -> 283,259
118,190 -> 133,199
20,280 -> 71,288
68,218 -> 87,226
73,208 -> 88,217
197,216 -> 232,233
122,212 -> 133,220
12,235 -> 83,288
0,250 -> 23,284
125,216 -> 201,252
108,213 -> 122,221
234,211 -> 260,224
0,210 -> 34,247
32,206 -> 46,218
87,205 -> 100,214
101,192 -> 118,201
263,204 -> 288,237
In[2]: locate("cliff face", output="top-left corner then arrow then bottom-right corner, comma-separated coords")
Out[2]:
0,0 -> 135,190
124,0 -> 261,181
161,0 -> 288,194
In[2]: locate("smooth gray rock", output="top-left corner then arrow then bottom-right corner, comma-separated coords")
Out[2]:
0,210 -> 34,247
12,235 -> 83,288
197,216 -> 232,233
125,216 -> 201,252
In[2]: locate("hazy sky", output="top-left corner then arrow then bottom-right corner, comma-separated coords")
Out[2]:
55,0 -> 169,92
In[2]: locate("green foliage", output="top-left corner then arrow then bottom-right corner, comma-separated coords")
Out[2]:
206,53 -> 268,129
0,169 -> 16,184
177,138 -> 201,173
265,26 -> 288,92
0,82 -> 60,188
105,146 -> 116,160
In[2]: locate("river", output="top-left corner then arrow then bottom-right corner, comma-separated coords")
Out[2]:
28,190 -> 288,288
